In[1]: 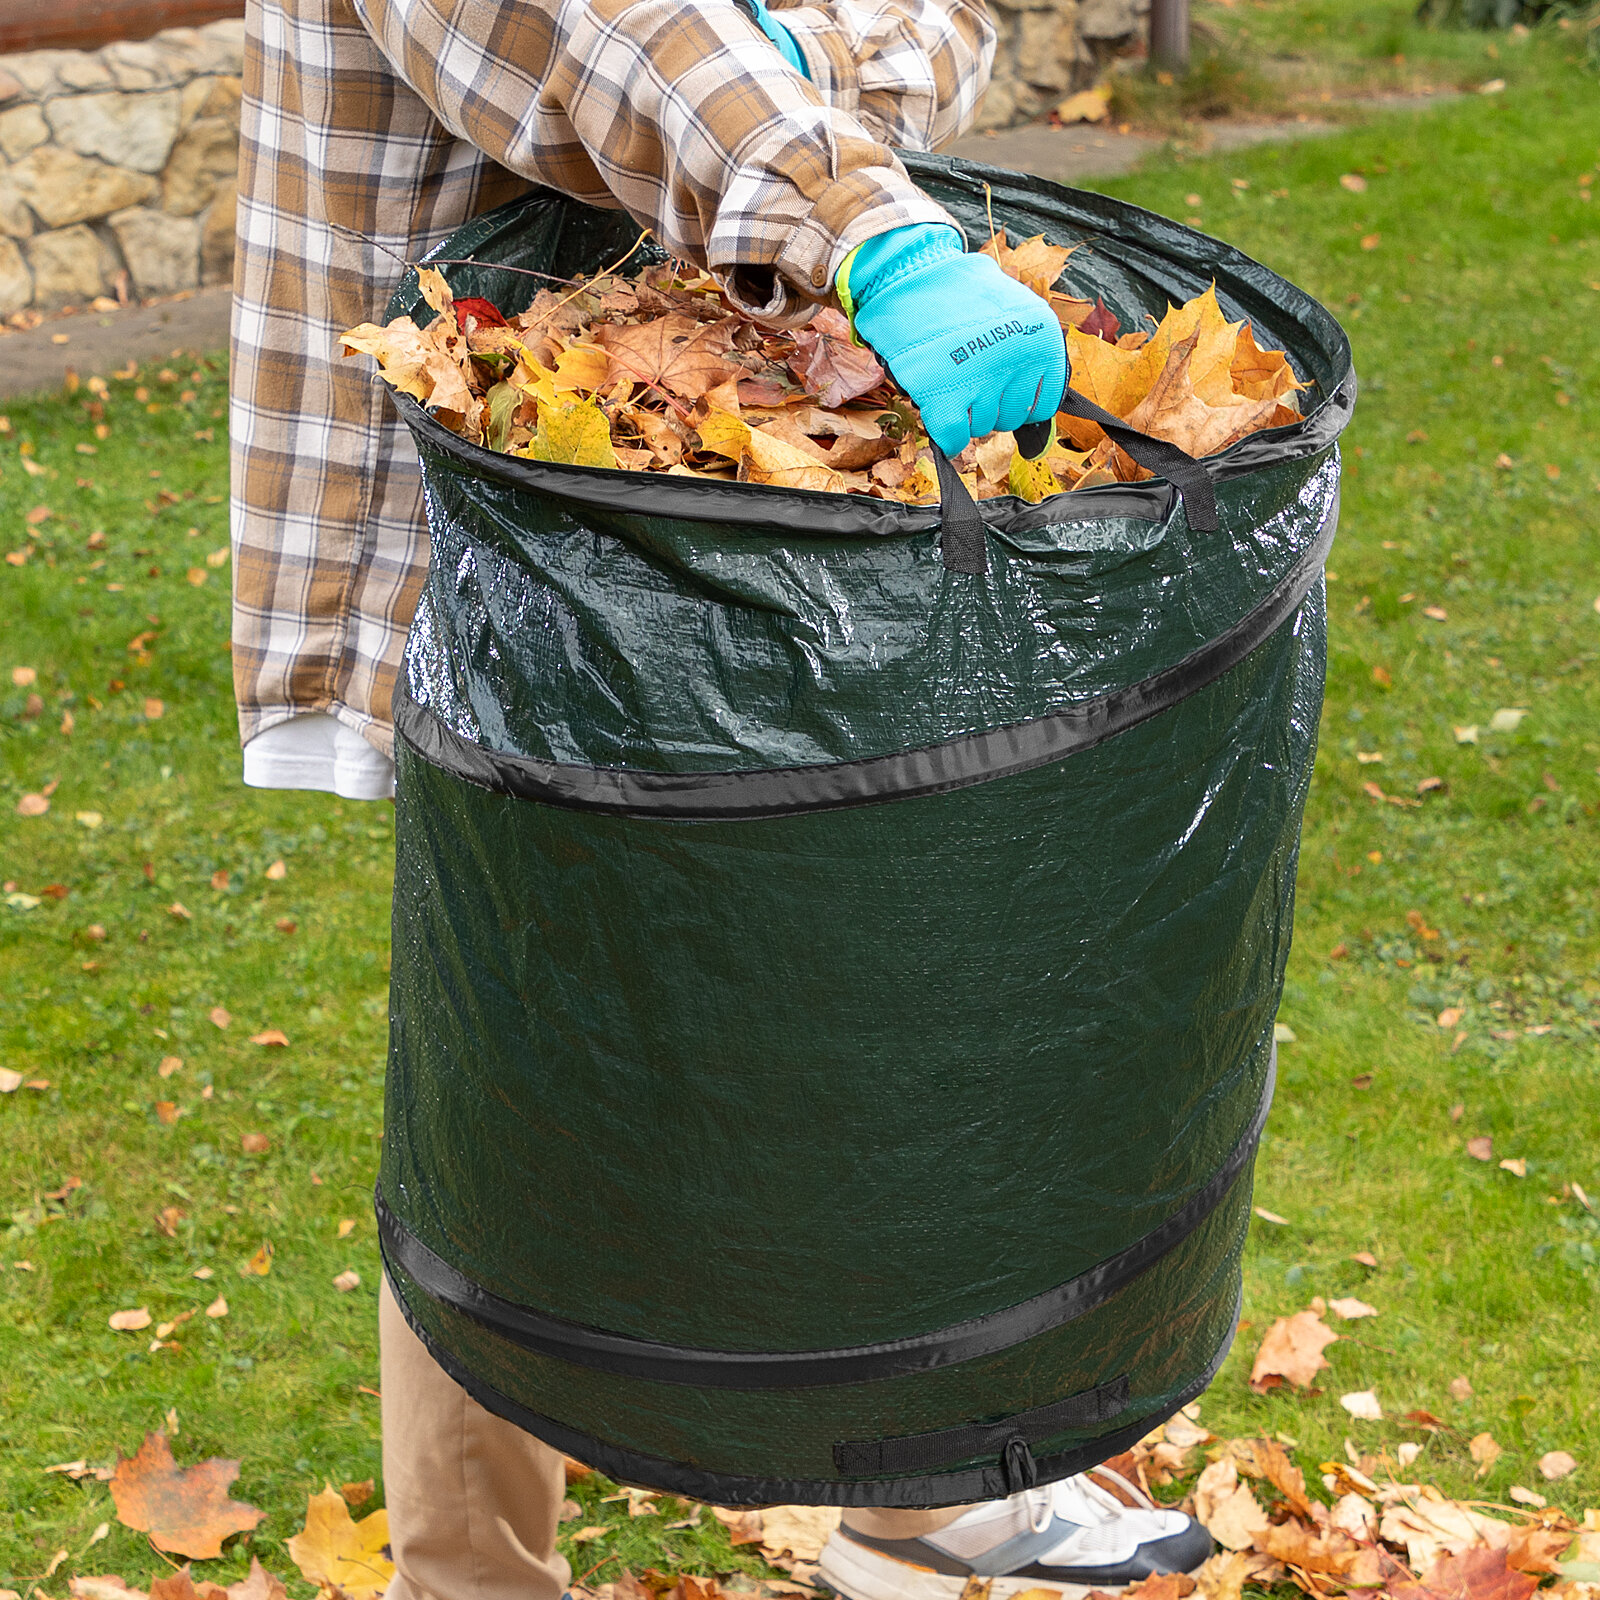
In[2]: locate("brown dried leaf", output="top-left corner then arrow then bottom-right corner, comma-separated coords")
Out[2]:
790,309 -> 885,409
596,314 -> 742,401
1194,1458 -> 1271,1551
341,318 -> 475,422
110,1432 -> 265,1560
979,233 -> 1077,299
1249,1310 -> 1338,1392
1386,1546 -> 1538,1600
741,429 -> 845,495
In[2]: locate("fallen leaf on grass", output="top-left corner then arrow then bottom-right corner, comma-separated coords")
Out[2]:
1468,1137 -> 1494,1161
17,793 -> 49,816
1470,1433 -> 1503,1476
1192,1549 -> 1281,1600
241,1242 -> 273,1277
286,1483 -> 394,1600
1194,1457 -> 1270,1550
1388,1546 -> 1536,1600
333,1269 -> 361,1292
240,1132 -> 270,1154
754,1504 -> 842,1568
1341,1390 -> 1383,1420
1449,1376 -> 1473,1400
338,1218 -> 357,1238
1329,1298 -> 1379,1320
109,1307 -> 152,1331
1119,1576 -> 1198,1600
711,1506 -> 765,1545
158,1056 -> 183,1078
205,1294 -> 228,1318
110,1431 -> 265,1559
1499,1158 -> 1527,1177
1539,1451 -> 1577,1481
569,1525 -> 610,1543
208,1006 -> 231,1029
340,1479 -> 375,1507
1508,1486 -> 1547,1509
1249,1309 -> 1337,1392
248,1029 -> 288,1047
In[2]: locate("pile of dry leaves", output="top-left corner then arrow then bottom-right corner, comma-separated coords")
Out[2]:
340,232 -> 1304,508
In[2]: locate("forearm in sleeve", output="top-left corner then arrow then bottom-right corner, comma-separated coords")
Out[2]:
768,0 -> 995,153
350,0 -> 962,320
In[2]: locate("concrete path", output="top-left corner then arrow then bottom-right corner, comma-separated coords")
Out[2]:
945,115 -> 1338,186
0,286 -> 233,401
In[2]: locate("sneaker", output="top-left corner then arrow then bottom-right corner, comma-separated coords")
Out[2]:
817,1468 -> 1213,1600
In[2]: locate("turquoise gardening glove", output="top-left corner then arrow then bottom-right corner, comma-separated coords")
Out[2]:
838,223 -> 1067,459
745,0 -> 810,76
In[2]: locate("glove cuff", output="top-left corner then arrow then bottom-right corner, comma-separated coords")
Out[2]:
837,223 -> 963,336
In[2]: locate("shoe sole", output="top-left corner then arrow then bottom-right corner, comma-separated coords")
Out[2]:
817,1536 -> 1125,1600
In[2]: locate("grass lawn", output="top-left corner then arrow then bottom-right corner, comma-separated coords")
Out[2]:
2,2 -> 1598,1591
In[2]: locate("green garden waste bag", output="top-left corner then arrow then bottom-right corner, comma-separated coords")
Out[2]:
375,153 -> 1355,1508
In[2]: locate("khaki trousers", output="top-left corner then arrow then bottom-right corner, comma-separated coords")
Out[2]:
380,1279 -> 967,1600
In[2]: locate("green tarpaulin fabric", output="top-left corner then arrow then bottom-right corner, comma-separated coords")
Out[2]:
375,154 -> 1354,1506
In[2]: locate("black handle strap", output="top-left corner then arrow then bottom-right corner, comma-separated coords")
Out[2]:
1013,381 -> 1220,536
930,441 -> 988,576
932,381 -> 1219,576
1057,387 -> 1220,533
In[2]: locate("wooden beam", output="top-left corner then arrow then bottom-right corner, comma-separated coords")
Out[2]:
0,0 -> 245,56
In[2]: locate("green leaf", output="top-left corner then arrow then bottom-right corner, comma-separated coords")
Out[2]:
485,383 -> 519,454
525,399 -> 617,470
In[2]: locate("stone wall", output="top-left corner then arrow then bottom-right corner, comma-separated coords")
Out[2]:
0,1 -> 1150,315
976,0 -> 1147,129
0,19 -> 242,318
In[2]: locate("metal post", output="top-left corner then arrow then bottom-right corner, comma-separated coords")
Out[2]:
1148,0 -> 1190,71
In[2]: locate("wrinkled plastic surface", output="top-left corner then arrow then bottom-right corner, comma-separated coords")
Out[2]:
379,159 -> 1352,1503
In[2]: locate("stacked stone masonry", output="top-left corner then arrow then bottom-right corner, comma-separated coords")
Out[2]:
0,0 -> 1150,314
976,0 -> 1147,130
0,19 -> 243,316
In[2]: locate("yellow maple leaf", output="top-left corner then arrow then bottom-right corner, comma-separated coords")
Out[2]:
286,1484 -> 393,1600
1008,449 -> 1061,504
415,266 -> 454,323
695,409 -> 753,461
340,319 -> 474,421
525,400 -> 617,469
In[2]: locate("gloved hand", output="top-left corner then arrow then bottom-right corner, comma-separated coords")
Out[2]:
745,0 -> 810,77
838,223 -> 1067,459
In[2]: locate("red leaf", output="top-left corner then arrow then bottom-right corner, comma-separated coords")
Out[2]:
1081,297 -> 1122,344
453,296 -> 507,330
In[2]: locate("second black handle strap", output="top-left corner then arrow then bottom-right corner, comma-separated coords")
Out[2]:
1055,388 -> 1220,533
930,441 -> 987,576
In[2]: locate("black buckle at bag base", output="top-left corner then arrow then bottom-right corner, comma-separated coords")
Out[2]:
831,1372 -> 1130,1483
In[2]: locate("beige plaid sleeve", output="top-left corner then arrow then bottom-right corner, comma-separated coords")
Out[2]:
772,0 -> 995,155
350,0 -> 972,316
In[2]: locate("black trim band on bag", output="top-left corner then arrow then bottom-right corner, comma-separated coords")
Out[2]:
832,1373 -> 1130,1481
376,1046 -> 1272,1391
394,483 -> 1336,823
382,1268 -> 1243,1506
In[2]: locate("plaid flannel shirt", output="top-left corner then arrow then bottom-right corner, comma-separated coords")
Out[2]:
229,0 -> 995,756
